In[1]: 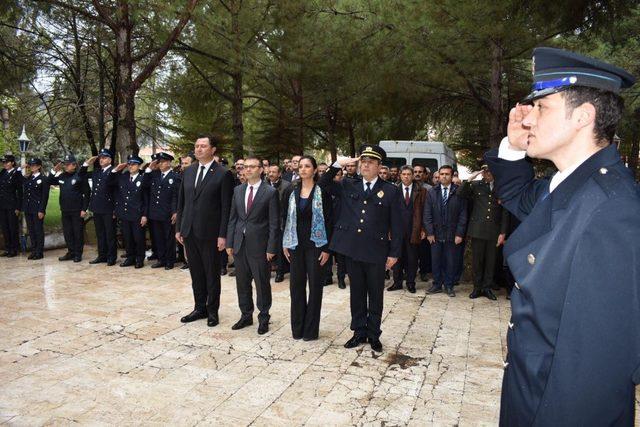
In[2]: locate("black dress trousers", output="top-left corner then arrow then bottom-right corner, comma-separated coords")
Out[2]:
93,213 -> 117,262
346,257 -> 386,339
289,246 -> 325,339
25,212 -> 44,256
121,219 -> 145,263
150,219 -> 176,265
184,235 -> 222,318
0,209 -> 20,253
61,211 -> 85,257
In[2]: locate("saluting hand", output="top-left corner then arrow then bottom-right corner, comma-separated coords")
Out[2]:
87,155 -> 98,164
53,162 -> 62,172
335,155 -> 361,168
507,103 -> 533,151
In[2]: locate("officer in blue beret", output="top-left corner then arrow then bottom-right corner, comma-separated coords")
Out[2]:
81,148 -> 119,265
318,144 -> 403,352
143,152 -> 181,269
0,154 -> 23,257
111,154 -> 148,268
48,154 -> 90,262
485,47 -> 640,425
22,158 -> 50,259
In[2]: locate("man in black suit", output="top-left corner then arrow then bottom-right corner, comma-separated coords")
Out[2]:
282,155 -> 301,182
318,145 -> 403,352
0,155 -> 23,257
267,164 -> 291,282
176,134 -> 234,327
226,157 -> 280,334
423,165 -> 468,297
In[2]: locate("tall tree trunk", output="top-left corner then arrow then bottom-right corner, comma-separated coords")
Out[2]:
115,18 -> 136,161
291,78 -> 304,153
326,103 -> 338,161
71,14 -> 97,155
97,35 -> 106,152
1,108 -> 9,131
629,108 -> 640,181
230,0 -> 243,161
489,40 -> 504,148
348,119 -> 356,157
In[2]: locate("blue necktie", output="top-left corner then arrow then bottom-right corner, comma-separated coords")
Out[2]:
365,182 -> 372,197
442,187 -> 449,208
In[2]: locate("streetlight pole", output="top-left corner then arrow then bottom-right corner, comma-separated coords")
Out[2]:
17,125 -> 30,253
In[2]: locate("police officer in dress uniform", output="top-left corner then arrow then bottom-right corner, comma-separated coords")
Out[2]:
22,158 -> 50,259
318,145 -> 402,352
48,154 -> 90,262
0,155 -> 23,257
485,47 -> 640,426
82,148 -> 118,265
111,155 -> 148,268
146,153 -> 160,262
144,152 -> 180,270
458,166 -> 508,300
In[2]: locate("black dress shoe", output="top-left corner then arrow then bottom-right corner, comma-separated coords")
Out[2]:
338,279 -> 346,289
1,251 -> 8,257
120,253 -> 127,258
73,257 -> 82,263
135,261 -> 144,269
275,274 -> 284,283
257,319 -> 269,335
207,317 -> 219,327
228,270 -> 236,277
151,262 -> 165,269
293,335 -> 302,340
180,310 -> 207,323
303,336 -> 318,341
31,254 -> 43,260
344,335 -> 367,348
387,283 -> 403,292
120,259 -> 135,267
106,260 -> 116,266
453,281 -> 460,287
484,289 -> 497,301
89,257 -> 106,264
325,277 -> 334,286
369,338 -> 383,352
58,253 -> 73,261
165,264 -> 174,270
221,268 -> 228,276
447,288 -> 456,297
6,252 -> 17,258
407,283 -> 416,293
231,317 -> 253,330
181,263 -> 189,270
147,254 -> 158,261
426,286 -> 443,294
27,253 -> 36,260
469,289 -> 482,299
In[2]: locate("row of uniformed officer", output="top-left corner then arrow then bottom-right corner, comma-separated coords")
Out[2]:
22,158 -> 50,259
0,155 -> 23,257
48,154 -> 90,262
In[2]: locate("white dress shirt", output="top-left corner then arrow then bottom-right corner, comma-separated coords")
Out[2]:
362,176 -> 378,192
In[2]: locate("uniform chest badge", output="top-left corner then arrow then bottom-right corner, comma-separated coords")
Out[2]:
136,181 -> 141,187
377,190 -> 384,198
168,178 -> 173,184
71,179 -> 76,185
36,179 -> 42,185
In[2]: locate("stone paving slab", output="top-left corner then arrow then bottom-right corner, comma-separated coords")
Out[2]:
0,247 -> 637,426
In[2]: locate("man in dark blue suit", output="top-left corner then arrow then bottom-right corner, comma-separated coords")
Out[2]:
144,152 -> 180,270
0,155 -> 23,257
486,47 -> 640,426
318,145 -> 403,352
82,148 -> 118,265
112,155 -> 148,268
423,165 -> 468,297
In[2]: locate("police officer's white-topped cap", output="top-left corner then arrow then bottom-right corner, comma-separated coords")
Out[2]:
522,47 -> 636,103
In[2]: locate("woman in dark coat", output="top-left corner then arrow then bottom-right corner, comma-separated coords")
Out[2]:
282,156 -> 333,341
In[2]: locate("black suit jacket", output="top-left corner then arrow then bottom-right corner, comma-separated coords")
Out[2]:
226,182 -> 280,255
176,162 -> 233,240
423,183 -> 468,242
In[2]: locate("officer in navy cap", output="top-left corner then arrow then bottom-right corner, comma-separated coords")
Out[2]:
143,152 -> 180,269
81,148 -> 118,265
47,154 -> 90,262
109,154 -> 148,268
318,144 -> 403,352
484,47 -> 640,425
22,158 -> 50,259
0,154 -> 23,257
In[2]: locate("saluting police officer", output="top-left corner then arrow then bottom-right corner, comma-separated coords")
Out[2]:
22,158 -> 50,260
82,148 -> 118,265
144,152 -> 180,270
318,145 -> 403,352
111,155 -> 148,268
485,48 -> 640,425
48,154 -> 90,262
0,155 -> 23,257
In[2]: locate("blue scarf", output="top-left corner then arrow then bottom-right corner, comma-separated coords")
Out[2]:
282,185 -> 328,249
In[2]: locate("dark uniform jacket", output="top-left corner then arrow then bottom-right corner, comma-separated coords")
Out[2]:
226,182 -> 280,256
485,144 -> 640,426
48,171 -> 90,212
113,172 -> 148,221
458,179 -> 509,240
83,164 -> 116,214
423,183 -> 468,242
144,170 -> 180,221
318,167 -> 402,264
0,168 -> 23,211
22,173 -> 50,214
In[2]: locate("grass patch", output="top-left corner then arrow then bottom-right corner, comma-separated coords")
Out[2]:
44,187 -> 62,232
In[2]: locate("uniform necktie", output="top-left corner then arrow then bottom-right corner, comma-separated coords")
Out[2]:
247,185 -> 254,212
195,165 -> 205,188
365,181 -> 372,197
442,187 -> 449,208
405,186 -> 410,205
130,176 -> 134,182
